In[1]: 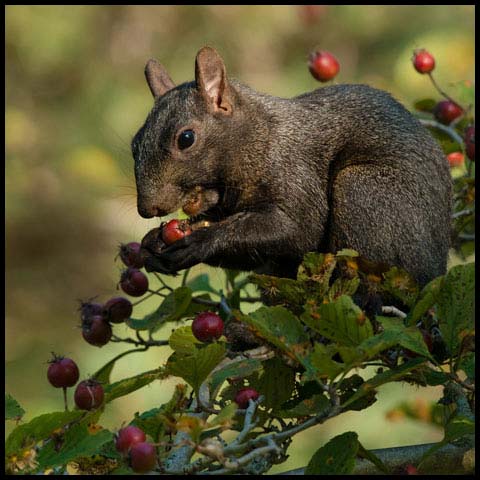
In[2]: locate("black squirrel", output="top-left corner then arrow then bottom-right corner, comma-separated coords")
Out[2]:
132,46 -> 452,287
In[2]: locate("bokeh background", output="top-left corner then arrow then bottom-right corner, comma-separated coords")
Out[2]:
5,5 -> 475,473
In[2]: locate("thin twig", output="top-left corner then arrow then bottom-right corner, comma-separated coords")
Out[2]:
382,306 -> 407,319
110,334 -> 168,347
427,72 -> 463,108
452,209 -> 473,219
419,118 -> 464,145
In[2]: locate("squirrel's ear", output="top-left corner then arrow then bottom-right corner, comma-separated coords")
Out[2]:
195,46 -> 233,115
144,59 -> 175,98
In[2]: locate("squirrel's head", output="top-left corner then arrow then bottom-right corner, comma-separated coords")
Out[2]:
132,46 -> 239,219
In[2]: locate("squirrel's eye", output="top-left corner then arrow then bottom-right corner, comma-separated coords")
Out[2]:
178,130 -> 195,150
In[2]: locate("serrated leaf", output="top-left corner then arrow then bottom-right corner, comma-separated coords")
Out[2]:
239,306 -> 310,361
249,274 -> 307,306
305,431 -> 359,474
166,343 -> 226,395
93,348 -> 146,385
437,263 -> 474,356
126,286 -> 192,331
376,316 -> 433,360
187,274 -> 218,294
341,358 -> 426,410
210,358 -> 262,393
277,393 -> 330,418
169,326 -> 203,354
406,275 -> 444,326
382,267 -> 419,308
328,277 -> 360,301
249,357 -> 296,411
301,295 -> 373,347
104,367 -> 166,403
302,343 -> 344,381
6,394 -> 25,421
6,410 -> 84,455
413,98 -> 437,112
37,423 -> 113,469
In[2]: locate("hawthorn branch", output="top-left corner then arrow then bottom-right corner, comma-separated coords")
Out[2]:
110,334 -> 167,347
419,118 -> 464,145
382,306 -> 407,319
452,209 -> 473,219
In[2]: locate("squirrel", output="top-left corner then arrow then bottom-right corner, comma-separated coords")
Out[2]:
132,46 -> 452,288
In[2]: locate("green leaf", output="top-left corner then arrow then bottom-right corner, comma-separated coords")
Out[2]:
166,343 -> 226,395
126,286 -> 192,331
187,274 -> 219,294
104,367 -> 167,403
249,357 -> 296,411
249,274 -> 307,306
341,357 -> 427,410
305,431 -> 359,474
335,248 -> 359,258
209,402 -> 238,427
436,262 -> 474,356
225,269 -> 242,287
169,325 -> 203,354
6,394 -> 25,421
457,352 -> 474,380
357,442 -> 389,473
382,266 -> 419,308
376,316 -> 433,360
37,423 -> 113,469
302,343 -> 345,381
297,252 -> 337,297
277,393 -> 330,418
328,277 -> 360,301
301,295 -> 373,347
419,414 -> 475,465
6,410 -> 84,455
210,358 -> 262,393
239,306 -> 310,361
92,348 -> 146,385
406,275 -> 444,326
413,98 -> 437,112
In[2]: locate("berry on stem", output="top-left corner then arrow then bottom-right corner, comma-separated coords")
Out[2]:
115,425 -> 147,455
412,49 -> 435,74
308,50 -> 339,82
119,242 -> 144,269
446,152 -> 464,168
79,300 -> 103,322
47,353 -> 80,388
191,312 -> 224,343
161,219 -> 192,246
433,100 -> 463,125
103,297 -> 133,323
74,379 -> 104,410
234,387 -> 260,409
120,268 -> 149,297
129,442 -> 157,473
82,315 -> 112,347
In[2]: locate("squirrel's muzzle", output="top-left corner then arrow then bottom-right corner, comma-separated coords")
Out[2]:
137,183 -> 183,219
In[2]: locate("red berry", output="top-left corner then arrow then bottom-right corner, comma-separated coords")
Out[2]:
191,312 -> 224,343
412,49 -> 435,74
446,152 -> 464,168
434,100 -> 463,125
79,300 -> 103,322
234,387 -> 260,409
119,242 -> 144,269
115,425 -> 147,455
465,125 -> 475,161
308,50 -> 339,82
161,219 -> 192,246
47,353 -> 80,388
129,442 -> 157,473
405,463 -> 419,475
120,268 -> 149,297
103,297 -> 133,323
82,315 -> 112,347
74,379 -> 104,410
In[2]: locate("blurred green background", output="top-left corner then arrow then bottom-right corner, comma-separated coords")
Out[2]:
5,5 -> 474,472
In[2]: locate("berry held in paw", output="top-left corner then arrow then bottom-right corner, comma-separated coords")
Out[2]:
161,219 -> 192,246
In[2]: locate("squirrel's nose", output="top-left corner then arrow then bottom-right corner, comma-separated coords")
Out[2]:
137,203 -> 168,219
